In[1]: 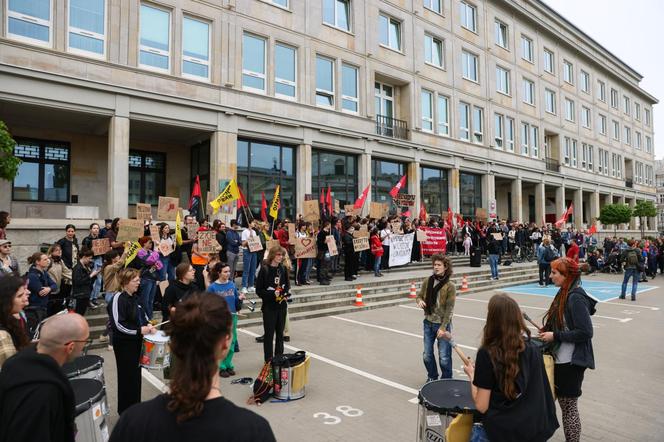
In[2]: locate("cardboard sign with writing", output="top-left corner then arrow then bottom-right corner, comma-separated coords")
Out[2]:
288,223 -> 296,244
344,205 -> 355,217
91,238 -> 111,256
352,236 -> 370,252
393,193 -> 416,207
475,207 -> 488,221
389,233 -> 415,267
303,200 -> 319,222
416,229 -> 428,242
149,225 -> 160,243
186,221 -> 200,233
247,235 -> 263,252
157,197 -> 179,220
197,231 -> 217,253
334,199 -> 340,214
135,203 -> 152,221
492,233 -> 503,241
158,240 -> 173,257
369,202 -> 388,219
266,239 -> 281,251
294,237 -> 317,259
117,218 -> 145,242
353,225 -> 369,238
390,220 -> 403,234
326,235 -> 338,256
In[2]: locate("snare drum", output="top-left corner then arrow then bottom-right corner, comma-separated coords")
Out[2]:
272,355 -> 310,401
71,379 -> 110,442
416,379 -> 475,442
63,355 -> 105,384
140,330 -> 171,369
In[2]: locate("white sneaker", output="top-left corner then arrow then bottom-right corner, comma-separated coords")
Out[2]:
248,287 -> 256,293
241,287 -> 248,295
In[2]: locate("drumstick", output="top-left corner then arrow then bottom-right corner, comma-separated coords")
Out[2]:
449,339 -> 472,367
522,312 -> 541,330
153,320 -> 170,328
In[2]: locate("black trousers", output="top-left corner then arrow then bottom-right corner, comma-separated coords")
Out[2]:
262,307 -> 287,362
25,307 -> 47,339
344,251 -> 356,279
113,337 -> 143,414
74,297 -> 89,316
539,263 -> 551,285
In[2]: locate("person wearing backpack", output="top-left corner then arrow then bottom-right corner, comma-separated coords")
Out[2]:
620,240 -> 643,301
537,237 -> 558,286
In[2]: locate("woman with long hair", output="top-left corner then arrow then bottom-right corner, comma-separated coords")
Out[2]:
72,247 -> 100,316
109,293 -> 275,441
0,276 -> 30,367
415,254 -> 455,381
56,224 -> 79,274
108,268 -> 156,414
539,257 -> 596,442
158,223 -> 176,281
464,294 -> 558,441
25,252 -> 57,337
256,245 -> 290,362
46,243 -> 71,316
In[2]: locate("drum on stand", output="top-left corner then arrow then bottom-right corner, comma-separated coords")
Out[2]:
71,379 -> 110,442
416,379 -> 475,442
63,355 -> 105,384
140,330 -> 171,369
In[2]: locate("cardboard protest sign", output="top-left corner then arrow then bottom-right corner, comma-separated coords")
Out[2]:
288,223 -> 296,244
117,219 -> 145,242
388,233 -> 414,267
294,237 -> 317,259
475,207 -> 487,221
334,199 -> 340,214
393,193 -> 416,207
352,236 -> 369,252
326,235 -> 338,256
416,229 -> 428,242
91,238 -> 111,256
420,227 -> 447,256
266,239 -> 281,251
492,232 -> 503,241
303,200 -> 319,221
135,203 -> 152,221
157,196 -> 179,220
353,225 -> 369,238
149,225 -> 160,243
186,221 -> 200,233
158,240 -> 173,257
369,202 -> 388,219
247,235 -> 263,252
344,205 -> 355,217
197,231 -> 217,253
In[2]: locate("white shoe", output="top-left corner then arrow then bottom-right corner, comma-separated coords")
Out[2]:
248,287 -> 256,293
241,287 -> 248,295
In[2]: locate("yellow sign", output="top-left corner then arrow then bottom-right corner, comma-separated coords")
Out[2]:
175,210 -> 183,246
210,179 -> 240,214
124,241 -> 141,268
269,185 -> 280,219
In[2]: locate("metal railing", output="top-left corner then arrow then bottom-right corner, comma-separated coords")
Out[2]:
545,158 -> 560,172
376,115 -> 408,140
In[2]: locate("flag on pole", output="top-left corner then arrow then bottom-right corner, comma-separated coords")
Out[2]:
447,207 -> 454,227
326,185 -> 333,216
269,185 -> 280,219
175,210 -> 183,246
188,175 -> 204,223
354,184 -> 370,209
403,210 -> 412,218
555,203 -> 574,228
319,187 -> 326,219
456,213 -> 465,227
588,224 -> 597,235
419,200 -> 427,221
389,175 -> 407,198
260,192 -> 268,222
210,179 -> 240,214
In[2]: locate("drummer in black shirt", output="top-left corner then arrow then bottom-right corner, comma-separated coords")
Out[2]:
463,294 -> 558,442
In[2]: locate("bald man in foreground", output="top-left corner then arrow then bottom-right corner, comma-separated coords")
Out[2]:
0,313 -> 89,442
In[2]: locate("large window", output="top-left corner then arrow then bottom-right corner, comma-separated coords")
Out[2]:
495,20 -> 508,49
139,3 -> 170,72
242,33 -> 266,92
323,0 -> 351,32
129,150 -> 165,205
12,139 -> 69,202
459,102 -> 470,140
597,80 -> 606,102
421,90 -> 434,132
237,140 -> 295,219
496,66 -> 510,95
462,50 -> 478,82
562,60 -> 573,84
182,17 -> 210,80
190,141 -> 210,206
371,159 -> 405,207
545,89 -> 556,114
275,43 -> 297,99
459,1 -> 477,32
421,167 -> 448,217
506,117 -> 515,152
437,95 -> 449,136
424,0 -> 443,14
564,98 -> 575,122
494,113 -> 504,149
379,13 -> 401,51
316,55 -> 335,107
522,78 -> 535,105
341,63 -> 359,112
424,34 -> 444,68
7,0 -> 52,46
580,70 -> 590,93
543,49 -> 554,74
521,35 -> 533,62
459,172 -> 481,219
581,106 -> 591,128
312,150 -> 357,208
68,0 -> 105,57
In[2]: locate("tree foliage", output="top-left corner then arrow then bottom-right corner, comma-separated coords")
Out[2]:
0,120 -> 20,181
599,204 -> 632,234
632,200 -> 657,218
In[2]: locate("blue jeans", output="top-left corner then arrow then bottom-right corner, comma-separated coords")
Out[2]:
470,424 -> 490,442
621,267 -> 639,299
138,278 -> 157,321
373,255 -> 381,275
488,254 -> 499,279
423,320 -> 452,380
158,256 -> 175,281
90,256 -> 103,301
242,250 -> 257,289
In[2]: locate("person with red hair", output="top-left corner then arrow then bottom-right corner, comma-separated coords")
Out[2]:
539,257 -> 596,442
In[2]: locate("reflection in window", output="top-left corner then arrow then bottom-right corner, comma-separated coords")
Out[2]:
7,0 -> 52,45
13,139 -> 70,202
275,43 -> 296,98
68,0 -> 105,56
242,33 -> 266,92
421,167 -> 448,217
371,159 -> 405,212
312,150 -> 357,208
139,3 -> 170,71
128,150 -> 165,205
182,17 -> 210,79
459,172 -> 481,219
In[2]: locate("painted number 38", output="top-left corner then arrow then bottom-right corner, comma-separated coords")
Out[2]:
313,406 -> 364,425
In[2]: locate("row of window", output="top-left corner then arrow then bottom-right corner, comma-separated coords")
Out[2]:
634,161 -> 654,186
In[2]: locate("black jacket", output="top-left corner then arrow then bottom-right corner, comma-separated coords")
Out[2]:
255,263 -> 290,311
108,291 -> 145,341
162,280 -> 196,320
553,287 -> 597,369
56,238 -> 79,270
342,232 -> 355,256
71,263 -> 93,299
0,346 -> 76,442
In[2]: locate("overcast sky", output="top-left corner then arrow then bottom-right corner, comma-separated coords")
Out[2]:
543,0 -> 663,158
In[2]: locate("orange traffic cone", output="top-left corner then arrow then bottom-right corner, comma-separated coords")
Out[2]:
460,275 -> 469,292
408,282 -> 417,299
354,285 -> 365,306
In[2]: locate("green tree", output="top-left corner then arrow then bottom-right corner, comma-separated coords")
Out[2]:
599,204 -> 632,236
632,200 -> 657,238
0,120 -> 20,181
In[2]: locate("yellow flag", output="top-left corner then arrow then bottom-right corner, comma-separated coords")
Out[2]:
175,210 -> 183,246
209,179 -> 240,214
269,185 -> 280,219
124,241 -> 141,268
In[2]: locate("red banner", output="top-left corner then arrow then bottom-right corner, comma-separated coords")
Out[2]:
420,227 -> 447,256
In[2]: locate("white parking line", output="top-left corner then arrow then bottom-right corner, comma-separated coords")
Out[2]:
500,288 -> 660,311
141,368 -> 168,393
398,305 -> 539,330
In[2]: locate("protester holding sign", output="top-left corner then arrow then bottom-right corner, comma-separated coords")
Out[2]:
82,222 -> 104,307
379,221 -> 392,270
295,222 -> 313,285
72,247 -> 100,316
191,227 -> 212,291
157,223 -> 175,281
341,225 -> 357,281
316,221 -> 333,285
241,220 -> 260,294
369,228 -> 384,277
133,237 -> 163,321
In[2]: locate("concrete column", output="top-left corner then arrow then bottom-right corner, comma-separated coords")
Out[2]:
590,190 -> 600,230
535,182 -> 545,226
107,115 -> 130,218
573,188 -> 583,229
555,186 -> 565,224
617,195 -> 626,231
296,144 -> 312,216
408,161 -> 421,217
629,198 -> 637,231
481,173 -> 495,216
510,178 -> 522,223
358,152 -> 372,216
209,130 -> 238,222
448,168 -> 460,215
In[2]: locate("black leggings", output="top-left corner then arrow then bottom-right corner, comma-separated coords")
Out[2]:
113,337 -> 143,414
262,307 -> 287,362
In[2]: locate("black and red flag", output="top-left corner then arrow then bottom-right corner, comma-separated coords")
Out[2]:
261,191 -> 268,222
189,175 -> 204,222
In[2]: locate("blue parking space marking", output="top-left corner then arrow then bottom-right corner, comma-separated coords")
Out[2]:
502,281 -> 658,302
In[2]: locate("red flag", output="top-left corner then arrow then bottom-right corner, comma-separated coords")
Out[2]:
456,213 -> 464,226
447,207 -> 453,227
403,210 -> 412,218
260,192 -> 268,222
588,224 -> 597,235
237,186 -> 247,209
326,185 -> 333,215
188,175 -> 203,222
419,200 -> 427,221
389,175 -> 407,198
555,203 -> 574,228
354,184 -> 370,209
